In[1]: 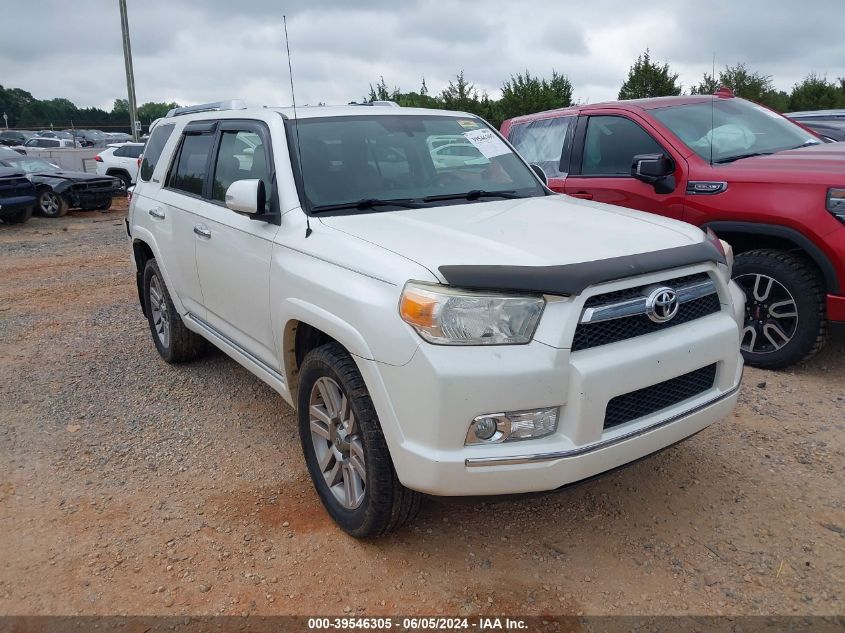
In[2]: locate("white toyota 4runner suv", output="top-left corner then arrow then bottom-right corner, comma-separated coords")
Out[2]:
128,100 -> 745,537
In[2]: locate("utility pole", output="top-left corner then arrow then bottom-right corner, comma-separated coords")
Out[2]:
119,0 -> 140,141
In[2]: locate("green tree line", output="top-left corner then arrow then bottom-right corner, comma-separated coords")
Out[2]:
365,52 -> 845,126
3,50 -> 844,131
0,85 -> 179,131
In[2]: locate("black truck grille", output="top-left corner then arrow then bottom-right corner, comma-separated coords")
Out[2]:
72,179 -> 116,192
604,363 -> 717,430
572,273 -> 720,351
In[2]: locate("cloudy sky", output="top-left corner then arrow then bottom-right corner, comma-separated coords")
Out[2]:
2,0 -> 843,111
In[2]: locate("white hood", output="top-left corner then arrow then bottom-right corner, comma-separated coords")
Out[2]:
318,194 -> 704,280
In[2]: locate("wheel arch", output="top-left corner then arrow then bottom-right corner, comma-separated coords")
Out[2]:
132,239 -> 155,317
106,167 -> 131,180
280,308 -> 375,403
704,221 -> 839,294
130,233 -> 184,318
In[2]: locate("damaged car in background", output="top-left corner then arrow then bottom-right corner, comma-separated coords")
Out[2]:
0,147 -> 123,217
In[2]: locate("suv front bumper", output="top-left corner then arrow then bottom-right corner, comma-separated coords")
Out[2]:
361,282 -> 745,497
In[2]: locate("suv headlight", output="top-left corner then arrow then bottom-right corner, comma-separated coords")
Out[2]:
827,188 -> 845,223
399,282 -> 545,345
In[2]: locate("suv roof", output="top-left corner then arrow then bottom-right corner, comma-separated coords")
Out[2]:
156,100 -> 480,125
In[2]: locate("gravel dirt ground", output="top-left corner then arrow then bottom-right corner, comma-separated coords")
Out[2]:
1,201 -> 843,618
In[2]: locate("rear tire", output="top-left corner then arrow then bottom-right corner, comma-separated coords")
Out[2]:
113,173 -> 131,192
297,342 -> 421,537
38,190 -> 68,218
733,249 -> 827,369
142,259 -> 207,363
3,206 -> 33,224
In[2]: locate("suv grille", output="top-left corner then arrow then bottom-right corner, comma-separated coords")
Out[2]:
572,273 -> 720,351
604,363 -> 717,430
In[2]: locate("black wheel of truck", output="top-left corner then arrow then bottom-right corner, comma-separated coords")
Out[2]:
733,249 -> 827,369
94,197 -> 113,211
114,173 -> 131,192
142,259 -> 207,363
38,190 -> 68,218
297,342 -> 421,537
3,206 -> 33,224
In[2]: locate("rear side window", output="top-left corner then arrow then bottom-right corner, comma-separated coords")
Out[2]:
582,116 -> 663,176
167,134 -> 214,196
507,116 -> 574,178
124,145 -> 144,159
139,123 -> 175,182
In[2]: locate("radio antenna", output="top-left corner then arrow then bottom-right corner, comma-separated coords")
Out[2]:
284,15 -> 311,238
709,52 -> 716,167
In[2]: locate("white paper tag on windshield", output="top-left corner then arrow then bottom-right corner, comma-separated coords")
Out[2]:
462,129 -> 510,159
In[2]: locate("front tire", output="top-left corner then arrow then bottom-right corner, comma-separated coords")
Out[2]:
142,259 -> 206,363
297,342 -> 421,537
733,249 -> 827,369
38,190 -> 68,218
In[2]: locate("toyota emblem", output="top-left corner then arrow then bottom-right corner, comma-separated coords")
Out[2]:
645,286 -> 679,323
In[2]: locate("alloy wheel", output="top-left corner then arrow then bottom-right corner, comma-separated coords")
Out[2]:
735,273 -> 799,354
39,192 -> 60,216
148,274 -> 170,349
309,376 -> 366,510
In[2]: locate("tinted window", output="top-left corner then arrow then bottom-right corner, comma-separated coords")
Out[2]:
124,144 -> 144,158
211,130 -> 271,211
139,123 -> 175,182
508,116 -> 574,178
168,134 -> 214,196
112,145 -> 128,157
582,116 -> 663,175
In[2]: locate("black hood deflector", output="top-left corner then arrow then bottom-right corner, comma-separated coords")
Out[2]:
438,240 -> 726,296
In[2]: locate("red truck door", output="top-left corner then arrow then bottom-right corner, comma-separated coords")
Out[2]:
564,112 -> 687,221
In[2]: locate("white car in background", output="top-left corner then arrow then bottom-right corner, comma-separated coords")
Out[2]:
23,137 -> 77,149
95,142 -> 145,189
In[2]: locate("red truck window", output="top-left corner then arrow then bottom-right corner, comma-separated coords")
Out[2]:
582,116 -> 663,176
508,116 -> 574,179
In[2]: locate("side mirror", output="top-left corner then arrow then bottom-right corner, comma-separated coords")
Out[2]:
529,164 -> 548,186
225,179 -> 265,215
631,153 -> 674,183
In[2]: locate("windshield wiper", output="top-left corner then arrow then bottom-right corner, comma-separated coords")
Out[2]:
311,198 -> 424,213
713,152 -> 773,164
422,189 -> 523,203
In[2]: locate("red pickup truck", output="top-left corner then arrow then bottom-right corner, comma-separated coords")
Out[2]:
502,90 -> 845,369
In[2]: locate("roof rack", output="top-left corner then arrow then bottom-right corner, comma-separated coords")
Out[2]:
347,101 -> 401,108
165,100 -> 248,118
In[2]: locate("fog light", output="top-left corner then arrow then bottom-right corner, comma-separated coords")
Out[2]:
473,416 -> 499,440
465,407 -> 559,445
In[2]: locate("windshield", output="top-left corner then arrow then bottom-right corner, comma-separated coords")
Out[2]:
652,98 -> 821,163
286,114 -> 544,213
1,156 -> 59,173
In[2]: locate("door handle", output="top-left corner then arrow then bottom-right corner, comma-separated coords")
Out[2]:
569,191 -> 593,200
148,207 -> 165,219
193,225 -> 212,238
